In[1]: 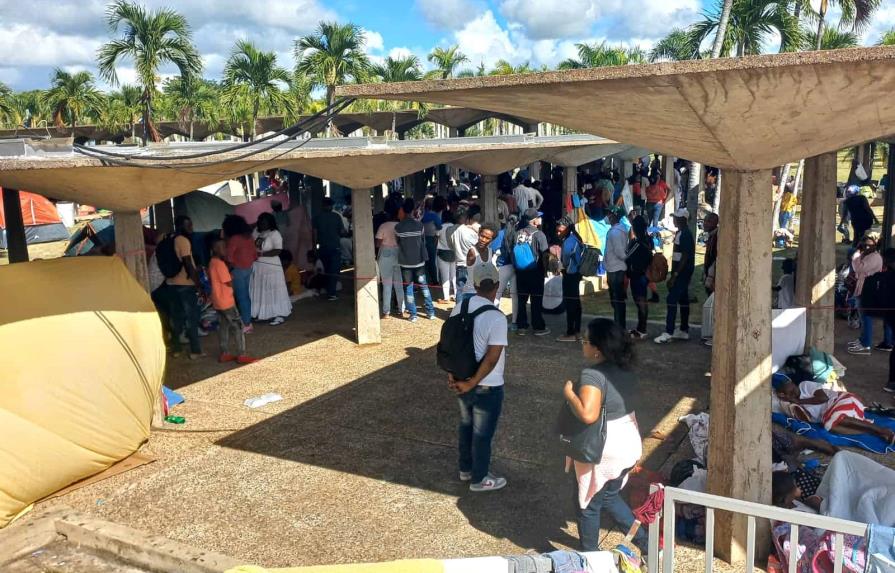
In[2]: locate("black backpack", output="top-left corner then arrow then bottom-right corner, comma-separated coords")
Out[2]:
156,235 -> 183,278
436,298 -> 501,380
861,271 -> 895,319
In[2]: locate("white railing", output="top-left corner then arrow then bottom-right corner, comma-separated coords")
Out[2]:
647,486 -> 868,573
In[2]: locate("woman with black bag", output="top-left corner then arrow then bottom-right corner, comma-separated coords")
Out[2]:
559,318 -> 647,553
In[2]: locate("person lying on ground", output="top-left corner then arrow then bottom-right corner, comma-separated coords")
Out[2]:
773,375 -> 895,445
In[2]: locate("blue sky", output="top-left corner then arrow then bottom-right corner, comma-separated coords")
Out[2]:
0,0 -> 890,91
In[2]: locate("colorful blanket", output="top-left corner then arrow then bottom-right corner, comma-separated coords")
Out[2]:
772,413 -> 895,454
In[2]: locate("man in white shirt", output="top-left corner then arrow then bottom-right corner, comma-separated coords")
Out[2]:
513,176 -> 544,212
451,209 -> 480,292
448,262 -> 508,493
603,205 -> 629,329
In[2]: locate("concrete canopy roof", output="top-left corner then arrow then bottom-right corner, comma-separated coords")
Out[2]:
337,47 -> 895,171
0,135 -> 618,211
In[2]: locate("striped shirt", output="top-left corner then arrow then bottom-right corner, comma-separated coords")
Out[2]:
395,218 -> 427,268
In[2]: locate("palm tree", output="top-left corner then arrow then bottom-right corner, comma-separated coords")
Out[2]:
97,0 -> 202,143
0,82 -> 15,127
558,42 -> 645,69
813,0 -> 882,50
95,93 -> 130,134
649,29 -> 703,62
40,69 -> 102,128
426,45 -> 469,79
712,0 -> 735,57
222,40 -> 291,139
457,62 -> 487,78
877,28 -> 895,45
686,0 -> 802,57
112,84 -> 143,142
489,60 -> 533,75
295,20 -> 371,135
802,26 -> 859,50
282,72 -> 317,124
9,90 -> 48,129
372,55 -> 423,83
163,76 -> 220,140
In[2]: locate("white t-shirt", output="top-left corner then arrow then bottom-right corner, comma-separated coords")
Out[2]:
777,274 -> 795,309
513,184 -> 543,211
451,225 -> 478,267
437,223 -> 456,251
543,274 -> 564,310
449,295 -> 508,387
254,229 -> 283,266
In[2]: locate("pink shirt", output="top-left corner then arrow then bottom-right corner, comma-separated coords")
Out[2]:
375,221 -> 399,248
852,250 -> 882,296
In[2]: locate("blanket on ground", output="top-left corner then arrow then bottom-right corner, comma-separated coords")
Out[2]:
772,413 -> 895,454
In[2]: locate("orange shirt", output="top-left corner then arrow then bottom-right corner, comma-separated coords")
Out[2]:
209,257 -> 236,311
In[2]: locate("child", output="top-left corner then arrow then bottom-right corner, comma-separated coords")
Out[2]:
280,249 -> 310,303
772,374 -> 894,445
209,237 -> 257,365
304,249 -> 327,295
774,258 -> 796,309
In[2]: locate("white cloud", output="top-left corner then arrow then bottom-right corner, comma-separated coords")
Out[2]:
861,4 -> 895,45
364,29 -> 385,52
500,0 -> 598,40
415,0 -> 483,30
454,10 -> 527,68
0,24 -> 101,67
388,47 -> 415,60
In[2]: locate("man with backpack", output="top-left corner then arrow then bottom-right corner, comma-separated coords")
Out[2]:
157,215 -> 203,358
512,209 -> 550,336
655,208 -> 695,344
444,262 -> 508,492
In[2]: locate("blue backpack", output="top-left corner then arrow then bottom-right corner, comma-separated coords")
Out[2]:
513,231 -> 538,270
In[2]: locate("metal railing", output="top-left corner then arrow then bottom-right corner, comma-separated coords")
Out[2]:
647,486 -> 868,573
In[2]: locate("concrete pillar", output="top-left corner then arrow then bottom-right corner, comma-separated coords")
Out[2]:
480,174 -> 499,224
351,187 -> 381,345
449,128 -> 461,184
153,199 -> 174,235
706,169 -> 773,563
2,188 -> 28,263
526,123 -> 540,181
114,210 -> 149,291
883,143 -> 895,251
795,153 -> 837,354
563,166 -> 577,216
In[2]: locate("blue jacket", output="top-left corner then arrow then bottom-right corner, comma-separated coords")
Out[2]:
561,232 -> 585,274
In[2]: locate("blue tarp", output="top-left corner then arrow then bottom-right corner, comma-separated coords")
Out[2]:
772,412 -> 895,455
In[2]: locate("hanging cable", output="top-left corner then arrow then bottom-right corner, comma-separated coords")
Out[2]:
72,97 -> 355,162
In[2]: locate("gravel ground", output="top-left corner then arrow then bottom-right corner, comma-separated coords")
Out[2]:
30,288 -> 895,571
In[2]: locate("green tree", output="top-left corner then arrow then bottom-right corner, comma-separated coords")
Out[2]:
802,26 -> 859,50
489,60 -> 533,75
295,21 -> 371,134
40,69 -> 102,127
163,76 -> 220,140
222,40 -> 291,139
558,42 -> 645,69
111,84 -> 143,142
0,82 -> 15,127
812,0 -> 881,50
95,93 -> 130,133
649,29 -> 703,62
456,62 -> 487,78
97,0 -> 202,143
877,28 -> 895,45
426,45 -> 469,79
686,0 -> 802,57
372,55 -> 423,83
9,90 -> 49,129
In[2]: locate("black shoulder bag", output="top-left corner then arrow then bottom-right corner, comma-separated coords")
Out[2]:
557,369 -> 608,464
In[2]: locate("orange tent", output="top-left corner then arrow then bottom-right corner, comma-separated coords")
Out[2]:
0,189 -> 69,247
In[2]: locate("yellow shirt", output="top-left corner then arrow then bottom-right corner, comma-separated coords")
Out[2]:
284,263 -> 303,296
780,192 -> 797,213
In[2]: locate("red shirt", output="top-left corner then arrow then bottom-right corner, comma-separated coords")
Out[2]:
645,180 -> 669,204
226,234 -> 257,270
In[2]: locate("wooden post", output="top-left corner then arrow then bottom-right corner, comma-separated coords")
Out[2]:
2,188 -> 29,263
706,169 -> 773,564
351,187 -> 381,345
795,153 -> 837,354
480,174 -> 499,224
883,142 -> 895,251
563,166 -> 577,216
114,210 -> 149,291
153,199 -> 174,235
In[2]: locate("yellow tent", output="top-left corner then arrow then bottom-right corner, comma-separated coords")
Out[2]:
0,257 -> 165,526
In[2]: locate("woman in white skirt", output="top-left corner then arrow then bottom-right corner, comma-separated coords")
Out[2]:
250,213 -> 292,325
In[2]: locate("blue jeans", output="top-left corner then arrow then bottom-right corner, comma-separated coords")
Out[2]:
577,467 -> 647,553
665,274 -> 691,334
401,266 -> 434,318
231,267 -> 253,326
319,246 -> 341,297
458,385 -> 504,484
646,201 -> 662,228
456,265 -> 469,292
860,298 -> 894,347
779,211 -> 793,230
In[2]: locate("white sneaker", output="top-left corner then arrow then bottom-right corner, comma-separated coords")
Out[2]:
459,471 -> 472,482
672,329 -> 690,341
469,474 -> 507,492
654,332 -> 673,344
269,317 -> 285,326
